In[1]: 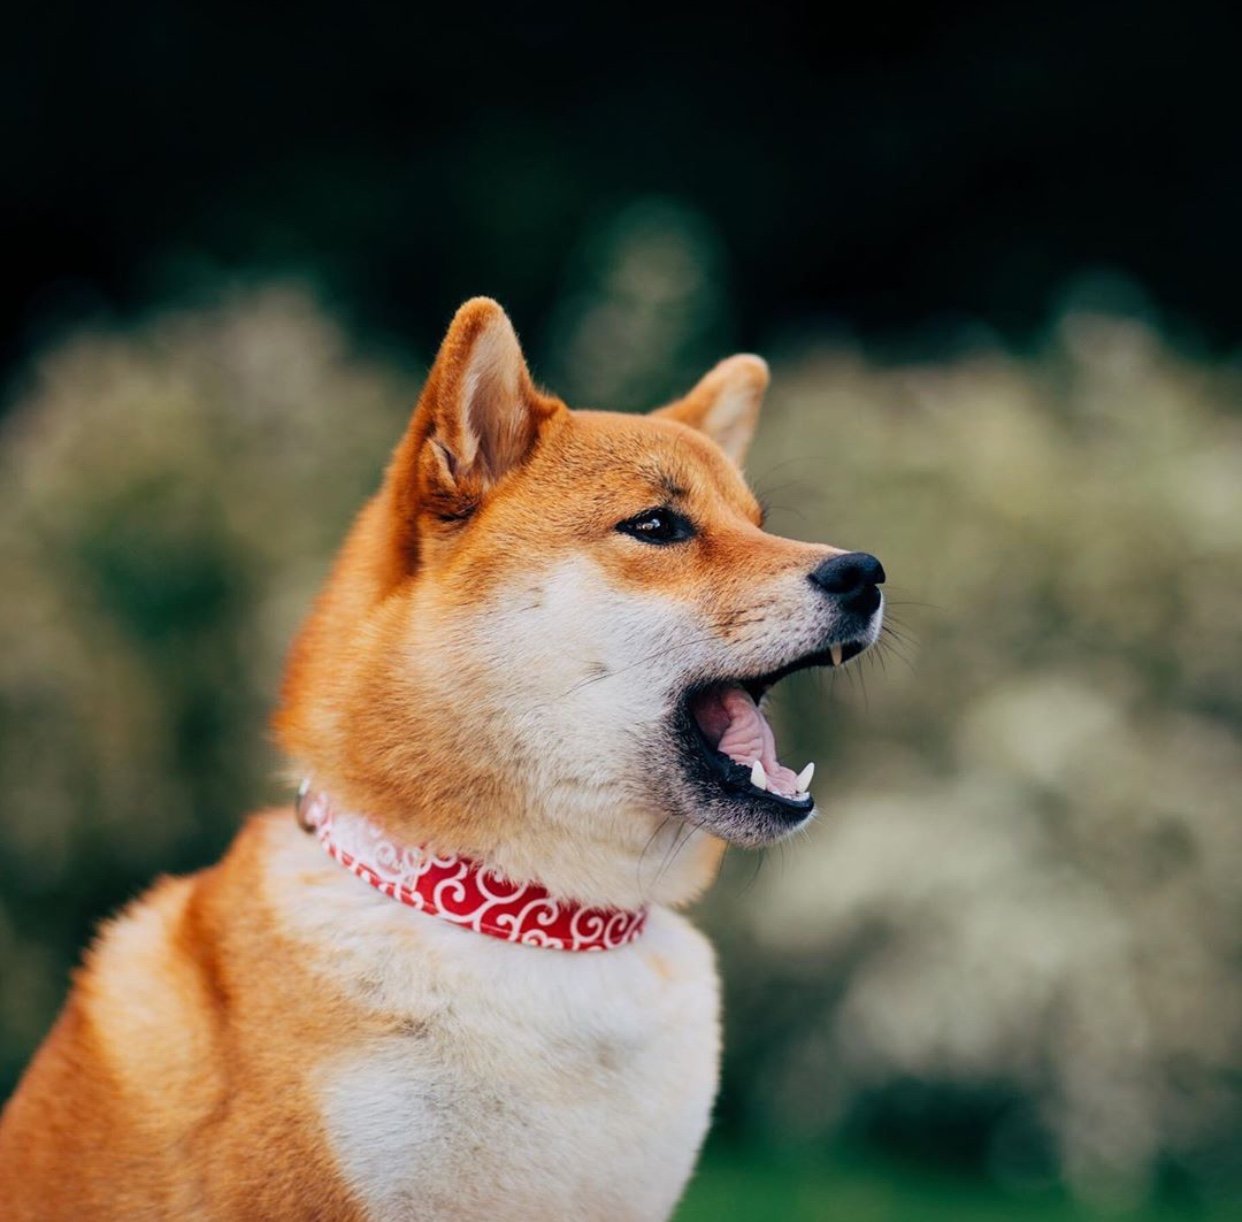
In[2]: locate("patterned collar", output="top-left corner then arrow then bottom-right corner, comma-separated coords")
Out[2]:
296,784 -> 648,952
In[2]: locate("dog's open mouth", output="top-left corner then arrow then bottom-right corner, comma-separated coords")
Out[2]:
681,639 -> 870,817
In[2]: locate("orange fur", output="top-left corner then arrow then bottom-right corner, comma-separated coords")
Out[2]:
0,299 -> 870,1219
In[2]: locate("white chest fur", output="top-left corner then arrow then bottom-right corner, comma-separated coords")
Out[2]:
266,824 -> 721,1222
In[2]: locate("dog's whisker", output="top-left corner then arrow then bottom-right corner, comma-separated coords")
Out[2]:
874,636 -> 916,673
738,847 -> 767,896
638,816 -> 676,891
879,625 -> 919,665
546,632 -> 734,703
653,821 -> 697,890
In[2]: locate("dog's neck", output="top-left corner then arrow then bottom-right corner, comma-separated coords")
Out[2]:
294,767 -> 724,911
298,785 -> 651,950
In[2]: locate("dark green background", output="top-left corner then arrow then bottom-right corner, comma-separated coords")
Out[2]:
5,0 -> 1240,382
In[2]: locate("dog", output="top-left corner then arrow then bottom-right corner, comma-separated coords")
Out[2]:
0,298 -> 885,1219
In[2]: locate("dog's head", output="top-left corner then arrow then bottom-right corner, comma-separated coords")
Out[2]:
276,299 -> 883,900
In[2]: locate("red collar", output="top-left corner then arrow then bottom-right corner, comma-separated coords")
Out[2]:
297,785 -> 648,952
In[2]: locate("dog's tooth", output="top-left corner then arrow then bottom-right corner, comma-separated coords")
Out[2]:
829,643 -> 843,667
795,762 -> 815,791
750,759 -> 767,790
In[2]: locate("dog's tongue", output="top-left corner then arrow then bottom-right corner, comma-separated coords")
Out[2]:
691,686 -> 802,797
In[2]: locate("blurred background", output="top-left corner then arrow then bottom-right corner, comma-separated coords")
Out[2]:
2,3 -> 1240,1218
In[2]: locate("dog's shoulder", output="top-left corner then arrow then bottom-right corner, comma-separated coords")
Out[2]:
0,811 -> 368,1219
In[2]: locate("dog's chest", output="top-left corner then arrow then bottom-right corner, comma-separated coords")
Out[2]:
309,913 -> 720,1222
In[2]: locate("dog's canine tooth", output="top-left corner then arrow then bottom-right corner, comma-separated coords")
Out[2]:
795,762 -> 815,791
749,759 -> 767,790
829,643 -> 843,667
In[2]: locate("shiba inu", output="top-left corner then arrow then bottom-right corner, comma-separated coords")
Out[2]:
0,299 -> 885,1220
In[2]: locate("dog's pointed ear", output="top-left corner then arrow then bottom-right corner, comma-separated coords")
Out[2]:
419,297 -> 546,491
387,298 -> 557,541
652,354 -> 769,467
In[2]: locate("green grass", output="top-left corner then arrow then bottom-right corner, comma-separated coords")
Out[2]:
674,1150 -> 1237,1222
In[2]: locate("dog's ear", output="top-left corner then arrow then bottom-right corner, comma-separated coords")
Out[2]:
652,354 -> 769,467
386,298 -> 557,543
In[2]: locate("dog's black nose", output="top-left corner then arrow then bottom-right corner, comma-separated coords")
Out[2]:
809,552 -> 886,613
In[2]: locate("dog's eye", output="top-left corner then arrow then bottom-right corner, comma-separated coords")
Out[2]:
616,507 -> 694,545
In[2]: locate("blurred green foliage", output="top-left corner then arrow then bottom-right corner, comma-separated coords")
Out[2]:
0,261 -> 1238,1214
